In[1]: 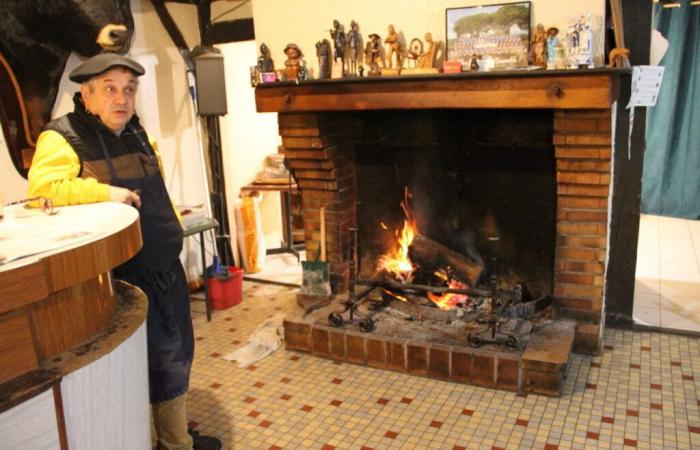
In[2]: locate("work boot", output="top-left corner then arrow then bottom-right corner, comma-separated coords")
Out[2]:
189,429 -> 222,450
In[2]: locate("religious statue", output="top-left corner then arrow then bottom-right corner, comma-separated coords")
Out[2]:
384,24 -> 404,69
546,27 -> 565,69
315,39 -> 332,79
578,21 -> 594,68
257,43 -> 274,73
283,43 -> 303,81
330,19 -> 346,75
364,33 -> 384,76
567,13 -> 594,68
569,21 -> 580,55
346,20 -> 362,76
416,32 -> 437,69
531,23 -> 547,67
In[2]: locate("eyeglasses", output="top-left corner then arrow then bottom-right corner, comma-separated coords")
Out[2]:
3,196 -> 57,216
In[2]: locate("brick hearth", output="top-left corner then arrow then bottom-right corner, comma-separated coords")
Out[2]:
283,308 -> 576,396
256,70 -> 629,356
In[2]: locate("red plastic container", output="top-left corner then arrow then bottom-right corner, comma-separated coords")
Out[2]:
207,266 -> 243,310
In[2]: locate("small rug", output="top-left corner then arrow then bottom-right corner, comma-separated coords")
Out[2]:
222,313 -> 285,367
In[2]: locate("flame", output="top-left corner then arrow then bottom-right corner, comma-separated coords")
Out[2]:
428,277 -> 470,310
377,188 -> 418,283
377,188 -> 470,311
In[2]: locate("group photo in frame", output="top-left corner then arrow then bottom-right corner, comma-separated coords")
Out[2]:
446,1 -> 531,70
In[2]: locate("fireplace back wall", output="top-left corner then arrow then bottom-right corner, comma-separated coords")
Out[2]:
355,109 -> 556,296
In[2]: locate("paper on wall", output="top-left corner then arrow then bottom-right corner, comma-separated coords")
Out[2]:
627,66 -> 665,109
625,65 -> 665,159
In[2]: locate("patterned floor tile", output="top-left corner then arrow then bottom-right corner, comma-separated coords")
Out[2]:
185,281 -> 700,449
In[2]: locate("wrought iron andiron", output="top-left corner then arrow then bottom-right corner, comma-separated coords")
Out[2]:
328,227 -> 377,332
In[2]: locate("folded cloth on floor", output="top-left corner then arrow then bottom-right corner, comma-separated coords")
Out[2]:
223,314 -> 285,367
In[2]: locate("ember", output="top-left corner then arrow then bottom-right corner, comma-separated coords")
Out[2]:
427,275 -> 470,310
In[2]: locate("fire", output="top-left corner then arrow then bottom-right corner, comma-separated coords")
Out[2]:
377,188 -> 470,311
377,188 -> 418,283
428,276 -> 470,310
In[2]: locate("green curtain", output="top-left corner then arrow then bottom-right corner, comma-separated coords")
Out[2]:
642,1 -> 700,219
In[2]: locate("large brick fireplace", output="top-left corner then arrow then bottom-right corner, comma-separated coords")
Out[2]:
255,69 -> 632,367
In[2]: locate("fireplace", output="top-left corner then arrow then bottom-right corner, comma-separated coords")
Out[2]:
354,108 -> 556,300
255,69 -> 632,394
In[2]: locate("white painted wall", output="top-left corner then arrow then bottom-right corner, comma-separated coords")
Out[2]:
252,0 -> 606,73
128,0 -> 217,275
218,40 -> 282,252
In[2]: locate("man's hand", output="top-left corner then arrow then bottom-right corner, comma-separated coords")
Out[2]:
109,186 -> 141,208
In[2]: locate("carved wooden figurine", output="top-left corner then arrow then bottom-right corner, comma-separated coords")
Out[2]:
384,24 -> 404,69
346,20 -> 362,76
316,39 -> 332,79
283,43 -> 302,81
417,32 -> 437,69
364,33 -> 384,76
330,19 -> 346,75
257,43 -> 274,73
531,23 -> 547,67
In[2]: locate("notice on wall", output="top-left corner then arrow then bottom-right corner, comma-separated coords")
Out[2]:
627,66 -> 665,108
624,65 -> 665,160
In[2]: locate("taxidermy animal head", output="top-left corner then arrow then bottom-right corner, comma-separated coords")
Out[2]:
0,0 -> 134,173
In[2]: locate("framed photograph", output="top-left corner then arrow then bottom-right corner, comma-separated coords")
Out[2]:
446,1 -> 531,70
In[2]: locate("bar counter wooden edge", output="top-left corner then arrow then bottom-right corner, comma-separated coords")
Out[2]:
0,202 -> 148,448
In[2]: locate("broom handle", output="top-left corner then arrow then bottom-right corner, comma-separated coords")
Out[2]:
609,0 -> 631,67
320,206 -> 326,262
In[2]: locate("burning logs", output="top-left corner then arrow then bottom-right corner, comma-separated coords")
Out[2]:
408,234 -> 483,285
381,289 -> 481,322
357,278 -> 487,297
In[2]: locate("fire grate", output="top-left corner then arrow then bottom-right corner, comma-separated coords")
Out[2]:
327,226 -> 551,351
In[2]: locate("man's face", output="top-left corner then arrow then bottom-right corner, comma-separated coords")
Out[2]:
81,67 -> 138,132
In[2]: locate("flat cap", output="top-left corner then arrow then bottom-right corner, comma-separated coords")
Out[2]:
69,53 -> 145,83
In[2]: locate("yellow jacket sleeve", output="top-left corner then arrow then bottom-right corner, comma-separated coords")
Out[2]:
27,130 -> 110,206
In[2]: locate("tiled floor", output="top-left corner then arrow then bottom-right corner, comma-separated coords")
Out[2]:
187,281 -> 700,450
634,215 -> 700,332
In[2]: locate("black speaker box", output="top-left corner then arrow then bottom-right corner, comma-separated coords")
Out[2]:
193,52 -> 227,116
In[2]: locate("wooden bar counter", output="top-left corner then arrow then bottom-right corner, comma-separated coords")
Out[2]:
0,202 -> 150,449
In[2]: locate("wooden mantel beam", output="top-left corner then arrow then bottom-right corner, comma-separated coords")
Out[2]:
255,69 -> 628,112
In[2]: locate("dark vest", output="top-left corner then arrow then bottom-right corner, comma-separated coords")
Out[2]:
45,94 -> 159,182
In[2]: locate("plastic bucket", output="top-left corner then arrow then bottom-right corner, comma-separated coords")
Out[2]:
208,266 -> 243,310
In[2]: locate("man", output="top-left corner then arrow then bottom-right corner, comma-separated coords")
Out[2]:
27,53 -> 221,450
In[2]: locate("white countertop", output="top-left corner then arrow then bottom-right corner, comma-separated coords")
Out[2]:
0,202 -> 139,271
